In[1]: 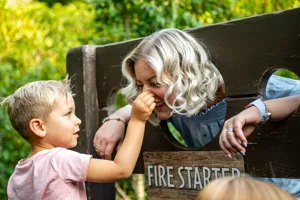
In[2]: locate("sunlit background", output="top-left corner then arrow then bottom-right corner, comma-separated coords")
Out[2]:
1,0 -> 300,199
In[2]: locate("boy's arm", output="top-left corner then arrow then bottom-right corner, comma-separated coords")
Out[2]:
87,119 -> 146,182
86,91 -> 155,182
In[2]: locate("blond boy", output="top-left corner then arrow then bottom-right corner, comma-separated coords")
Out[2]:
2,78 -> 155,199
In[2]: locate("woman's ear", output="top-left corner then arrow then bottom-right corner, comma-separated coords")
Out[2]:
29,119 -> 47,138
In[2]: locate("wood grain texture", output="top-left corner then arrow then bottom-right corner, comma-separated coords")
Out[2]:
144,151 -> 244,200
66,7 -> 300,199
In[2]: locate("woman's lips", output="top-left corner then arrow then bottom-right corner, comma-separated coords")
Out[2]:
155,102 -> 165,112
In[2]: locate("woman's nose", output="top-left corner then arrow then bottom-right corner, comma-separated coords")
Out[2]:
142,85 -> 150,92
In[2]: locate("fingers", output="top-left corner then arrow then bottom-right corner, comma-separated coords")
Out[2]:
103,143 -> 116,160
142,92 -> 155,108
226,130 -> 245,154
233,118 -> 248,147
116,140 -> 123,152
219,133 -> 233,158
149,101 -> 156,110
219,125 -> 237,158
94,139 -> 117,160
98,140 -> 107,158
219,119 -> 247,159
134,91 -> 156,114
145,95 -> 155,107
94,139 -> 105,158
93,130 -> 116,160
93,111 -> 127,160
136,91 -> 154,101
93,136 -> 102,157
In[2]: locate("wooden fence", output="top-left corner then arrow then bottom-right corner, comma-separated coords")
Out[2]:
67,7 -> 300,199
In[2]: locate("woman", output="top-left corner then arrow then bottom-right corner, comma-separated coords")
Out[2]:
94,28 -> 226,159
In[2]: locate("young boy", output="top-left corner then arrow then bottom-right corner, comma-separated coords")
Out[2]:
2,78 -> 155,199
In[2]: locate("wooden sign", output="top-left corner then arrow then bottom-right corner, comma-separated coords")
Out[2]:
143,151 -> 244,200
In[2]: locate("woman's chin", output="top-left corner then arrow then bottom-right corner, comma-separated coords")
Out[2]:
156,111 -> 172,120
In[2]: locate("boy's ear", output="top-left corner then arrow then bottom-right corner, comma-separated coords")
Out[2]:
29,119 -> 47,138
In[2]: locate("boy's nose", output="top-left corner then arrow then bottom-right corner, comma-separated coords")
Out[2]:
75,116 -> 81,125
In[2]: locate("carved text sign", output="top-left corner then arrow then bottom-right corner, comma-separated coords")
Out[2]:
143,151 -> 244,200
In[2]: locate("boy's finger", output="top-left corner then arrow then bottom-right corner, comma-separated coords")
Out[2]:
142,92 -> 154,100
136,91 -> 153,101
149,102 -> 156,111
145,97 -> 155,107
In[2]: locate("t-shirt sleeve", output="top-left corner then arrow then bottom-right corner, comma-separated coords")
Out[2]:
51,148 -> 92,182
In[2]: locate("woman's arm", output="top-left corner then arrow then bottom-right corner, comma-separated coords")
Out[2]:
93,105 -> 132,160
219,95 -> 300,158
264,95 -> 300,121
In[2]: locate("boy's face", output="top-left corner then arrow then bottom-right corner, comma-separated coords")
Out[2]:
43,94 -> 81,148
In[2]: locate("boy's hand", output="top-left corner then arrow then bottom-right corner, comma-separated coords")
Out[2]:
131,91 -> 155,122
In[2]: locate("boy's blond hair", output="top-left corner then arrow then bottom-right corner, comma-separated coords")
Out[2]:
1,77 -> 73,141
197,177 -> 296,200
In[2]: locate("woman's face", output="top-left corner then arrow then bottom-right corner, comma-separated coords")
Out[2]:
134,58 -> 174,120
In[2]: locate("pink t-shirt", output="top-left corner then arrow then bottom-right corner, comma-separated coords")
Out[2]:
7,148 -> 92,200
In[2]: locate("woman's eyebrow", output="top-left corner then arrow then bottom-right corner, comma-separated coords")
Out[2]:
148,76 -> 157,82
135,75 -> 156,83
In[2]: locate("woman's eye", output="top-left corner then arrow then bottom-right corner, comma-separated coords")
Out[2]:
151,82 -> 160,87
136,84 -> 143,90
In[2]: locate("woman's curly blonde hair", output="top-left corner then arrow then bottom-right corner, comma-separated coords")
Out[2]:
122,28 -> 223,125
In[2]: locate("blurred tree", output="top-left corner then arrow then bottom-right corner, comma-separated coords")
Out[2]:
1,0 -> 300,199
90,0 -> 300,44
35,0 -> 73,6
34,0 -> 84,7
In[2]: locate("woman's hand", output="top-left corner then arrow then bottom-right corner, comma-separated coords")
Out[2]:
220,95 -> 300,158
219,106 -> 261,158
93,120 -> 126,160
93,105 -> 132,160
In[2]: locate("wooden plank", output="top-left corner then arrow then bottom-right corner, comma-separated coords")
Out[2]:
93,8 -> 300,173
67,46 -> 116,200
94,7 -> 300,108
144,151 -> 244,200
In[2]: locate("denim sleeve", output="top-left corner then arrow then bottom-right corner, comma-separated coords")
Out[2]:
266,75 -> 300,100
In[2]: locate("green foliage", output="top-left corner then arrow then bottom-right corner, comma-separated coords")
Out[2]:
1,0 -> 300,199
34,0 -> 76,7
275,69 -> 300,80
167,122 -> 187,147
115,89 -> 129,110
90,0 -> 300,44
0,1 -> 95,198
